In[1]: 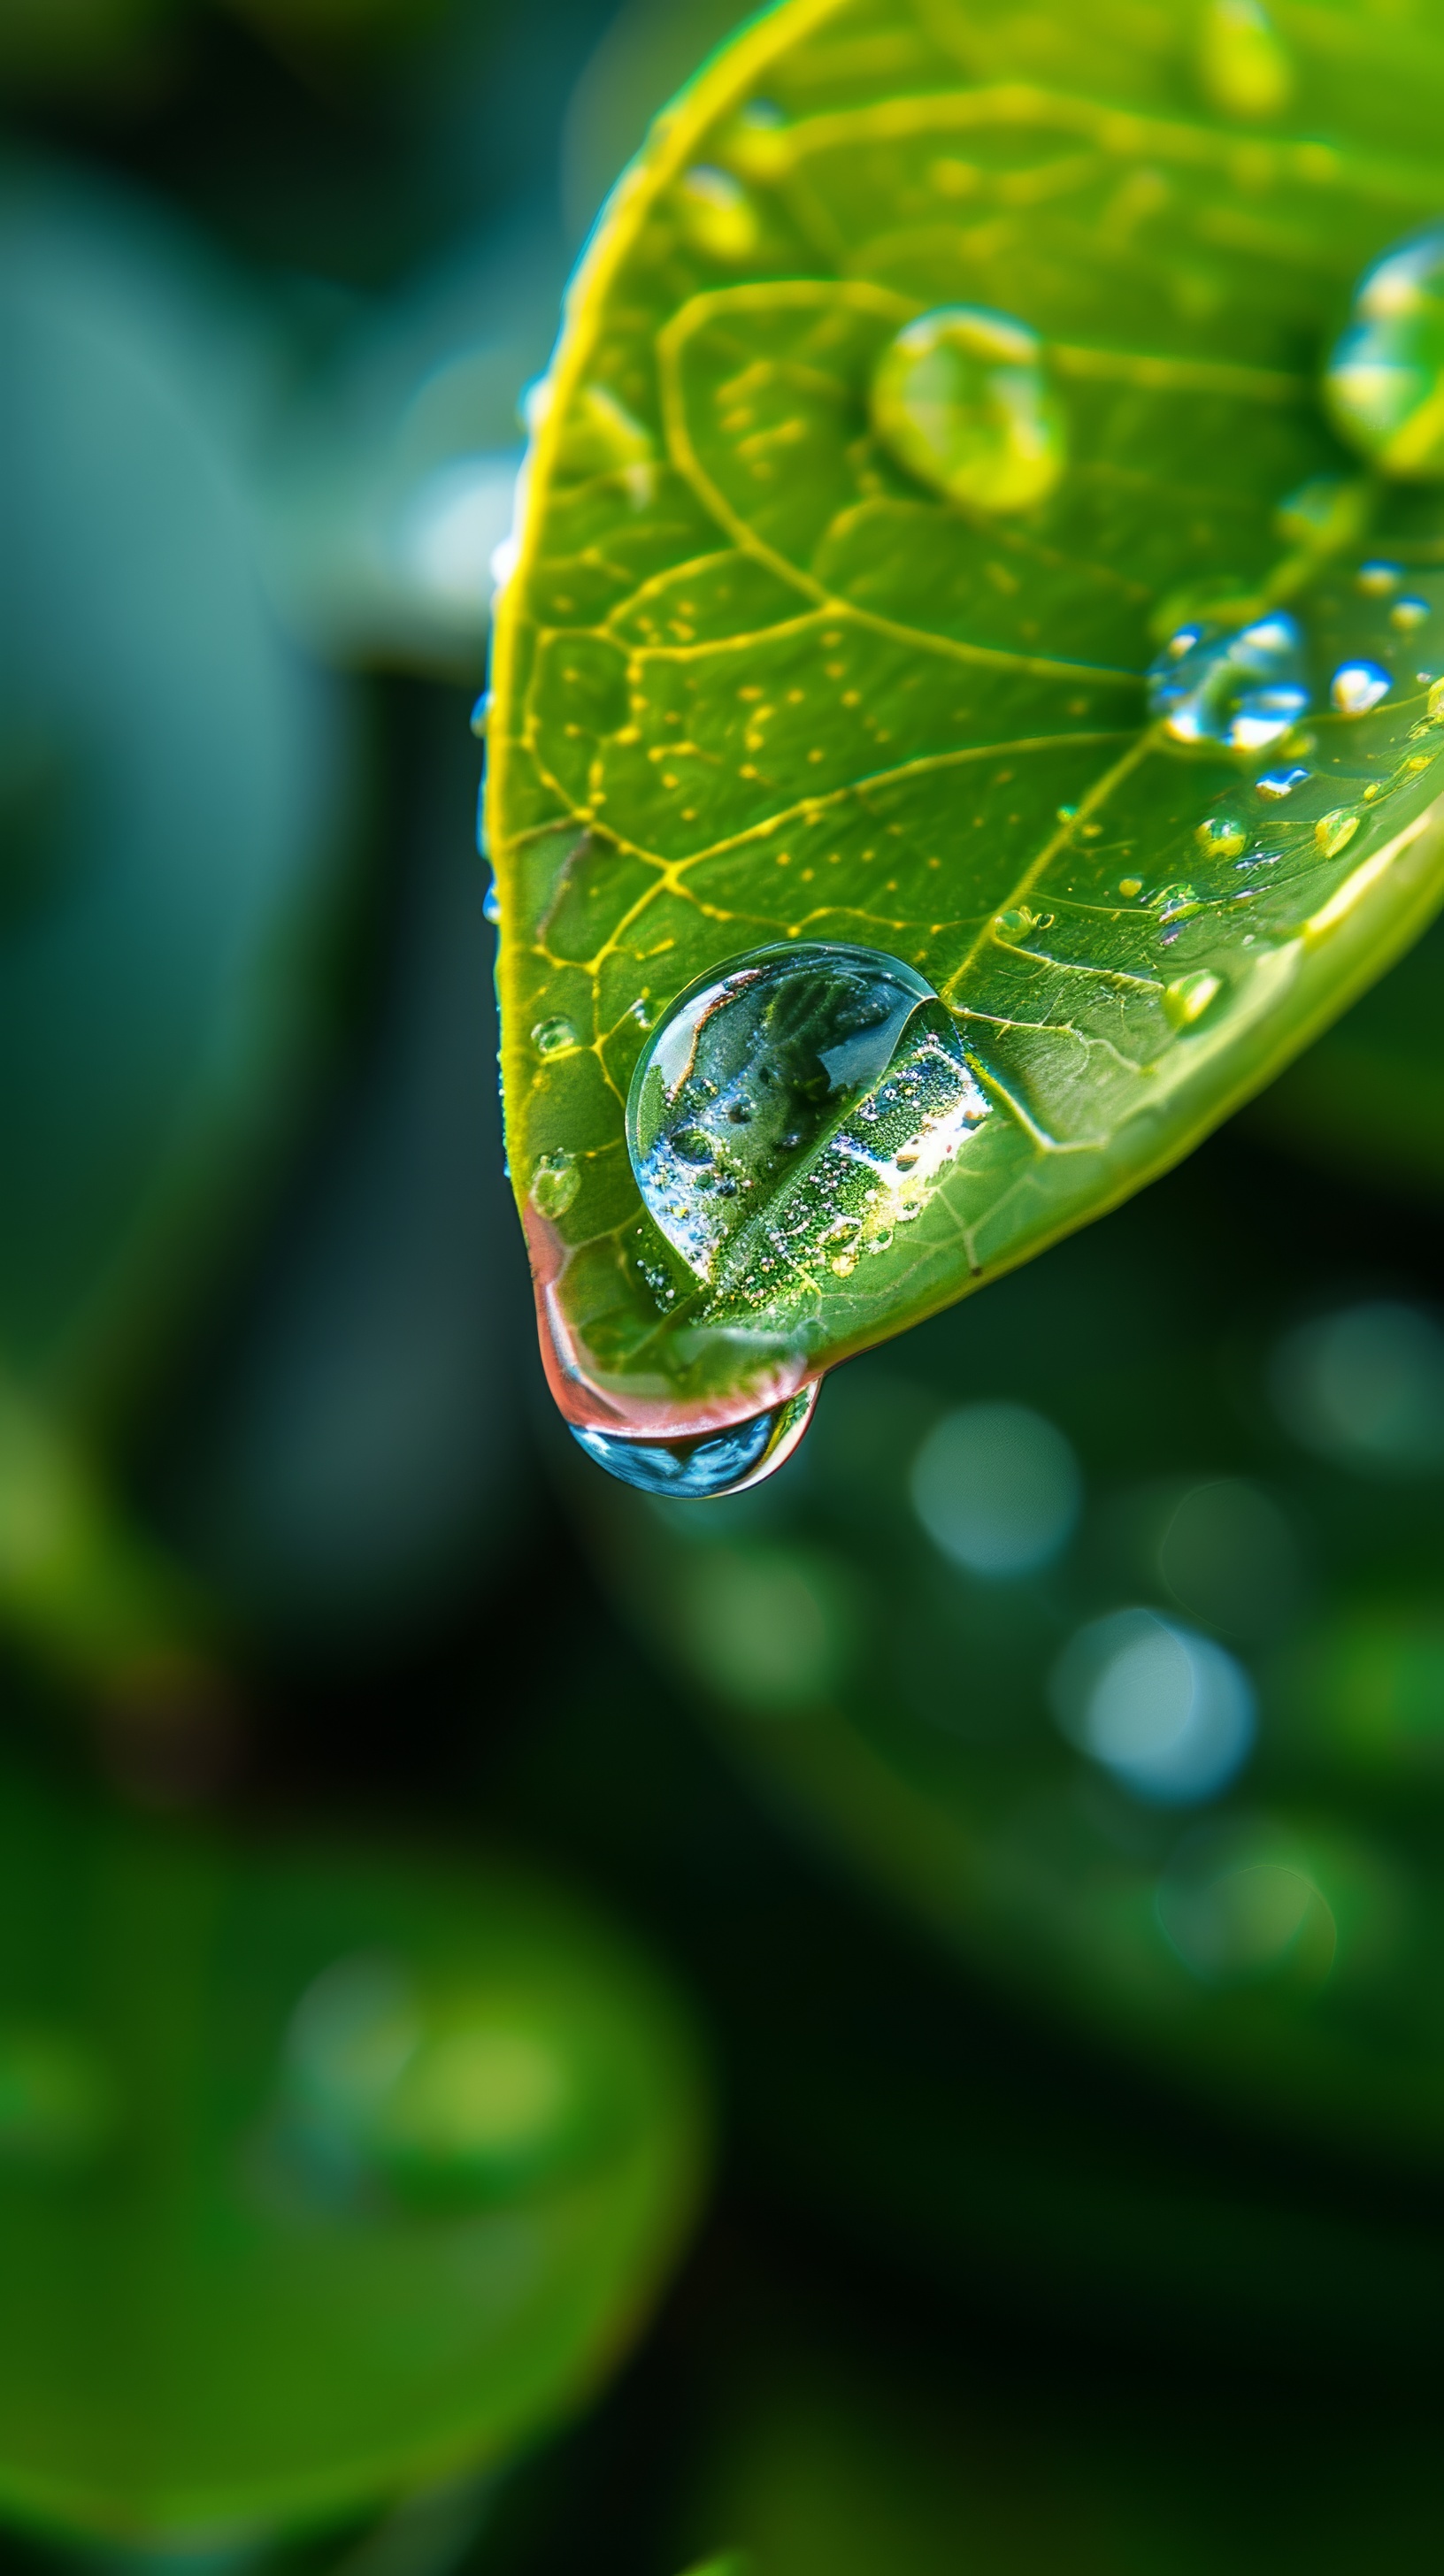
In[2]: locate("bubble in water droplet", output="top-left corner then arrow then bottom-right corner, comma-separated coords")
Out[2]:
533,1016 -> 580,1058
675,164 -> 762,261
1197,0 -> 1294,119
1256,763 -> 1310,799
1324,225 -> 1444,479
1147,612 -> 1308,751
1164,970 -> 1223,1029
530,1149 -> 580,1221
626,941 -> 989,1292
1194,816 -> 1248,859
1391,595 -> 1432,630
870,305 -> 1066,513
1314,809 -> 1360,858
571,1384 -> 818,1499
1331,659 -> 1392,716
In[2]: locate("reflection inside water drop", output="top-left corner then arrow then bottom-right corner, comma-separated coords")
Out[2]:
571,1384 -> 818,1499
870,305 -> 1066,512
626,942 -> 987,1290
1147,613 -> 1308,751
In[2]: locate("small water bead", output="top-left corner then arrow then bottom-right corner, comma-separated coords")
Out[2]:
571,1384 -> 817,1499
530,1150 -> 580,1222
1314,809 -> 1359,858
1147,613 -> 1308,752
1194,816 -> 1248,859
1391,595 -> 1432,631
675,165 -> 761,262
1256,763 -> 1309,799
870,306 -> 1066,514
469,692 -> 491,738
1164,970 -> 1222,1030
533,1016 -> 580,1058
483,879 -> 502,926
626,943 -> 984,1287
1197,0 -> 1294,119
1356,561 -> 1402,596
1331,659 -> 1392,716
1325,224 -> 1444,479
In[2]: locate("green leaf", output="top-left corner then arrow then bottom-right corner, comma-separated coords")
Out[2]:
0,1755 -> 706,2545
491,0 -> 1444,1442
575,1129 -> 1444,2167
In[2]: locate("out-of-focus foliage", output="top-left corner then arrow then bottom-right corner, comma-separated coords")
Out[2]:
581,1123 -> 1444,2166
1253,908 -> 1444,1193
0,1749 -> 705,2545
492,0 -> 1444,1439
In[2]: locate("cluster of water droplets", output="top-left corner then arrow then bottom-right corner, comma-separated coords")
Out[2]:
552,194 -> 1444,1500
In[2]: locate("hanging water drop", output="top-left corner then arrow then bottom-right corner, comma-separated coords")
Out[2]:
870,306 -> 1066,513
1147,613 -> 1309,751
571,1384 -> 818,1498
1197,0 -> 1294,119
1331,660 -> 1392,716
1324,225 -> 1444,479
626,941 -> 987,1291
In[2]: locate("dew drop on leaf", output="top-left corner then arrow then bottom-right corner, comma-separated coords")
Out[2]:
869,306 -> 1066,514
1196,0 -> 1294,120
626,942 -> 987,1289
1331,660 -> 1392,716
483,879 -> 502,926
1195,816 -> 1248,858
1147,613 -> 1309,751
1314,809 -> 1361,858
674,165 -> 762,262
530,1150 -> 580,1221
533,1016 -> 580,1058
571,1384 -> 818,1497
1164,970 -> 1224,1030
1324,226 -> 1444,479
1256,764 -> 1310,799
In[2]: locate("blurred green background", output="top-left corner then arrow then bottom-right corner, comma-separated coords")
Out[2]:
4,0 -> 1444,2568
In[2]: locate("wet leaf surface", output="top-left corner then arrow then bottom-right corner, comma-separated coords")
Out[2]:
490,0 -> 1444,1443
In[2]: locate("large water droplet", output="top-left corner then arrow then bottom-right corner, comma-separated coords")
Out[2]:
571,1384 -> 817,1499
626,941 -> 987,1290
870,306 -> 1066,513
530,1149 -> 580,1221
1324,225 -> 1444,479
1197,0 -> 1294,117
1148,612 -> 1309,750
